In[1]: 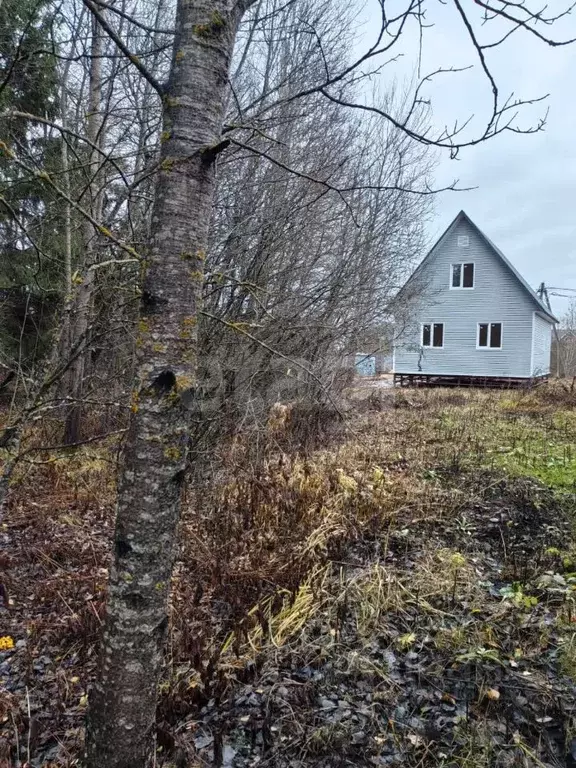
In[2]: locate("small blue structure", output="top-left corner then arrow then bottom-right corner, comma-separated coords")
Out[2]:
355,353 -> 376,377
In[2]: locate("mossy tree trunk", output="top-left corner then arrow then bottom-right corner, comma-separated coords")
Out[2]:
85,2 -> 249,766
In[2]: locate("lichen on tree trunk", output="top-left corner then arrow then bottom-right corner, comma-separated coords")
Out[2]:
85,2 -> 244,766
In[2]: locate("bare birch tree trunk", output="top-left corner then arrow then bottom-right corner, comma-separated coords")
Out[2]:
63,12 -> 104,444
85,2 -> 245,766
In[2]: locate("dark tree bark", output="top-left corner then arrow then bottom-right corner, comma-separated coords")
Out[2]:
85,2 -> 246,766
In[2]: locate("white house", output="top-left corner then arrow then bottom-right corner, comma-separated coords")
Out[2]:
393,211 -> 557,386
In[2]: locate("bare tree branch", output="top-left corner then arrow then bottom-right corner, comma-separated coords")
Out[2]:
81,0 -> 165,96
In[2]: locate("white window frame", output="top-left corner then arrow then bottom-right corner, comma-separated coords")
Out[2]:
450,262 -> 475,290
477,322 -> 503,350
458,235 -> 470,247
421,322 -> 444,349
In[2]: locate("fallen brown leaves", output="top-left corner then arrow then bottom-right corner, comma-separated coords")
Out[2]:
0,384 -> 576,766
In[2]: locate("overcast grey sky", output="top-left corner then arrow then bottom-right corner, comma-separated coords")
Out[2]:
362,1 -> 576,320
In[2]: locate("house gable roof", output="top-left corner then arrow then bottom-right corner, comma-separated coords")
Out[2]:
402,210 -> 558,323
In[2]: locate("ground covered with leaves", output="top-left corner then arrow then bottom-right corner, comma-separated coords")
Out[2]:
1,383 -> 576,767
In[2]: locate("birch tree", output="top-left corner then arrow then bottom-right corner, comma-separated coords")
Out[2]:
61,12 -> 105,444
84,2 -> 257,765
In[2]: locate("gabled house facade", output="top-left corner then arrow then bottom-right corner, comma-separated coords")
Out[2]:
393,211 -> 557,385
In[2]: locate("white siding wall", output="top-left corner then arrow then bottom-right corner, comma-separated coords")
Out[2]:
531,313 -> 552,376
394,218 -> 537,378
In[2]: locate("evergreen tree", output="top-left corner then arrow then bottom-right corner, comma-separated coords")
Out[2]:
0,0 -> 61,371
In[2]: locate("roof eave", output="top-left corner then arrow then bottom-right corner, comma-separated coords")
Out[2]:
397,211 -> 560,325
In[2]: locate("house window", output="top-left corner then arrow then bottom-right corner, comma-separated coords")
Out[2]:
451,262 -> 474,288
478,322 -> 502,349
422,323 -> 444,348
458,235 -> 469,247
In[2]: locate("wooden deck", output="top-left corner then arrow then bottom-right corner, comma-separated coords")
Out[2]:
393,373 -> 550,389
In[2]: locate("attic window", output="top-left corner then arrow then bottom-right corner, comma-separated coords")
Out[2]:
478,322 -> 502,349
451,262 -> 474,289
422,323 -> 444,348
458,235 -> 469,247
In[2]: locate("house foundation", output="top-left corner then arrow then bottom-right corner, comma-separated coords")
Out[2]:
393,373 -> 550,389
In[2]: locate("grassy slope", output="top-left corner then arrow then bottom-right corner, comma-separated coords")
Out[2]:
1,383 -> 576,767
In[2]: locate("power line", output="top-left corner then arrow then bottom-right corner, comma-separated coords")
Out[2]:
547,286 -> 576,292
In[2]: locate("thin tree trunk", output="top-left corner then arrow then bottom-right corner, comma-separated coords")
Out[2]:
63,12 -> 104,444
85,2 -> 245,766
62,268 -> 95,443
59,71 -> 73,361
